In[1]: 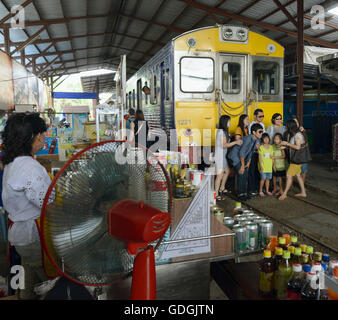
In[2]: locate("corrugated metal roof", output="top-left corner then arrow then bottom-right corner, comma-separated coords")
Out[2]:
0,0 -> 336,94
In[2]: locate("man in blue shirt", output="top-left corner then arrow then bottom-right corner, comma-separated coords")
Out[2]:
228,123 -> 263,201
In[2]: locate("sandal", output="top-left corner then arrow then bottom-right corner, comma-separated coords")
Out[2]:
216,195 -> 225,201
219,189 -> 229,195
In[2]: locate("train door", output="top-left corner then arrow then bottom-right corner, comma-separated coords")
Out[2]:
160,62 -> 166,129
218,54 -> 247,132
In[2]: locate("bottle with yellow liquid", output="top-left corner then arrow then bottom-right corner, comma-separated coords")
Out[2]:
233,202 -> 243,216
259,250 -> 274,297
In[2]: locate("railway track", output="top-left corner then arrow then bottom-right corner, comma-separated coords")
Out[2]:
222,192 -> 338,257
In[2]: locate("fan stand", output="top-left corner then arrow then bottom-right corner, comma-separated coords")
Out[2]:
108,199 -> 170,301
129,245 -> 156,300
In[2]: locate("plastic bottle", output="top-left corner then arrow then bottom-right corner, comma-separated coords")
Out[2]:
267,235 -> 278,255
301,264 -> 312,289
273,247 -> 283,295
290,236 -> 299,248
282,234 -> 290,246
306,246 -> 314,265
312,262 -> 323,276
287,246 -> 295,260
300,244 -> 307,254
301,272 -> 319,300
278,237 -> 287,251
276,250 -> 292,300
233,202 -> 243,216
322,254 -> 330,269
319,264 -> 329,300
327,260 -> 338,276
328,267 -> 338,300
300,254 -> 309,265
259,250 -> 274,297
291,247 -> 302,266
286,264 -> 303,300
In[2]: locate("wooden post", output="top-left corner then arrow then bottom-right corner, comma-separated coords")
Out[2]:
297,0 -> 304,125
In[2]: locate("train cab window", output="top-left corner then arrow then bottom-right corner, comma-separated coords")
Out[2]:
222,63 -> 241,94
253,61 -> 279,95
128,91 -> 132,108
165,69 -> 170,100
180,57 -> 214,93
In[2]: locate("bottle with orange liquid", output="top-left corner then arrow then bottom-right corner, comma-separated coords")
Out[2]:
267,235 -> 278,255
282,234 -> 290,246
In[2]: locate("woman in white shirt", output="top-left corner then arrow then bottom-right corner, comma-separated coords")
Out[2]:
266,113 -> 286,144
2,113 -> 55,299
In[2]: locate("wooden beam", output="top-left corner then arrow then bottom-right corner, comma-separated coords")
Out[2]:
0,0 -> 33,25
297,0 -> 304,126
4,27 -> 10,54
273,0 -> 297,28
179,0 -> 338,49
0,14 -> 110,28
11,26 -> 47,55
25,43 -> 54,66
37,56 -> 60,76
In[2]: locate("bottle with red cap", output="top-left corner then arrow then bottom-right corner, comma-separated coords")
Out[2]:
301,272 -> 319,300
286,264 -> 303,300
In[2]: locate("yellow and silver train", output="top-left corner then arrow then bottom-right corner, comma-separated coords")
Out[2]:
126,25 -> 284,147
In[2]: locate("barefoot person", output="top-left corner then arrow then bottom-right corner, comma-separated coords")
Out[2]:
278,120 -> 307,200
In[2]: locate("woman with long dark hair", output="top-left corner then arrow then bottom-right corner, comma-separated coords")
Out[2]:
214,115 -> 242,200
278,119 -> 307,200
234,114 -> 249,141
267,113 -> 286,144
129,109 -> 150,148
2,113 -> 55,299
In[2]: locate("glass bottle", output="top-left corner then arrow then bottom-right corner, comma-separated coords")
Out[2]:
276,250 -> 292,300
290,236 -> 299,248
259,250 -> 274,297
273,247 -> 283,295
282,234 -> 290,246
233,202 -> 243,216
267,235 -> 278,255
306,246 -> 314,265
291,247 -> 302,266
286,264 -> 303,300
300,254 -> 309,265
313,252 -> 322,264
287,246 -> 295,260
300,244 -> 307,254
278,237 -> 287,251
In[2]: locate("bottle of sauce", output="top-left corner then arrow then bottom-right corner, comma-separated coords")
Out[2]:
306,246 -> 314,265
259,250 -> 274,297
233,202 -> 243,216
276,250 -> 292,300
290,236 -> 299,248
300,254 -> 309,265
300,244 -> 307,254
278,237 -> 287,251
301,272 -> 318,300
291,247 -> 302,266
282,234 -> 290,246
328,267 -> 338,300
286,264 -> 303,300
313,252 -> 322,264
267,235 -> 278,255
273,247 -> 284,295
287,246 -> 295,260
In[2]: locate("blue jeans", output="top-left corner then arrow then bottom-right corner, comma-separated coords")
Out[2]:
235,162 -> 249,196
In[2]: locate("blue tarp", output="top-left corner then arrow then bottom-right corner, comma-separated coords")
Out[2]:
53,92 -> 98,99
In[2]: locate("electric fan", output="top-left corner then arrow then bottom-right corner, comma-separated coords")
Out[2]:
40,141 -> 172,300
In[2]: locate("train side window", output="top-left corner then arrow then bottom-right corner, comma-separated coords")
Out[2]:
137,79 -> 142,110
253,61 -> 279,95
180,57 -> 214,93
132,89 -> 135,108
222,63 -> 241,94
166,69 -> 170,100
151,74 -> 157,104
128,92 -> 132,109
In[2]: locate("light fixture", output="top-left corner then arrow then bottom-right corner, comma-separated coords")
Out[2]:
237,29 -> 246,40
328,5 -> 338,15
224,28 -> 233,38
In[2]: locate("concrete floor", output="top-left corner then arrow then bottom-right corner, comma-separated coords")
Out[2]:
0,153 -> 336,299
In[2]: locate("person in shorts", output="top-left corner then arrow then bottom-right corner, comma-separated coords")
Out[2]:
258,133 -> 274,197
271,133 -> 286,196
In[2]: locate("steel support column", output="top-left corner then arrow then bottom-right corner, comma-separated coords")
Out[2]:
297,0 -> 304,125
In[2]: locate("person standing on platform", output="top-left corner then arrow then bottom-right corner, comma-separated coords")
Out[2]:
271,133 -> 286,196
129,110 -> 151,149
267,113 -> 286,144
124,108 -> 136,140
214,115 -> 242,200
1,113 -> 55,299
258,133 -> 274,197
228,123 -> 263,201
234,114 -> 250,141
247,109 -> 265,197
278,120 -> 307,200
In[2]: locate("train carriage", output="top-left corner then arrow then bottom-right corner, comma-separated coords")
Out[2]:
126,24 -> 284,148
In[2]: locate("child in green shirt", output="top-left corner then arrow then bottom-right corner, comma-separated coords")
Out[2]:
258,133 -> 274,197
271,133 -> 286,196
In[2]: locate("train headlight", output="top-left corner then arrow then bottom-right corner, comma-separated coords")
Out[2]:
237,29 -> 246,40
184,128 -> 193,137
223,28 -> 233,39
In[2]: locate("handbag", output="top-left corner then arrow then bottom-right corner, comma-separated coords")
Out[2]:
290,143 -> 312,164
